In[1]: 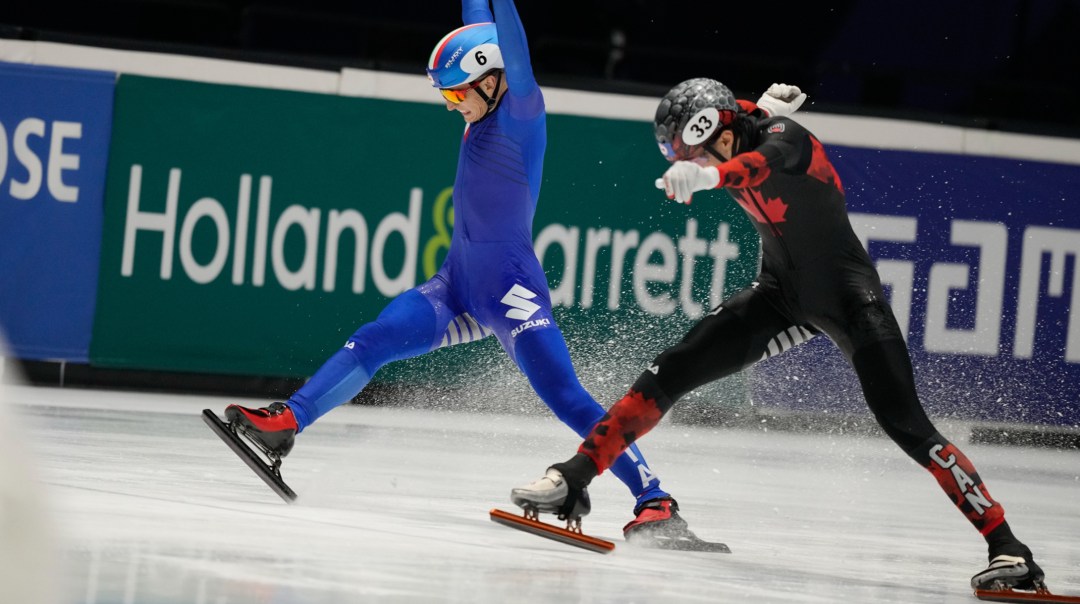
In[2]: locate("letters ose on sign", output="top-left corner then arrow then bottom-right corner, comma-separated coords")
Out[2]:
0,118 -> 83,203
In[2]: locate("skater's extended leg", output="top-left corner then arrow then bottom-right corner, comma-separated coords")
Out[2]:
287,289 -> 439,430
515,289 -> 803,545
849,336 -> 1043,590
515,351 -> 748,544
225,285 -> 448,455
512,327 -> 667,505
576,289 -> 800,476
573,372 -> 670,478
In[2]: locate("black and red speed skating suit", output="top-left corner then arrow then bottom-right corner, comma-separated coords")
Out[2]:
573,114 -> 1024,551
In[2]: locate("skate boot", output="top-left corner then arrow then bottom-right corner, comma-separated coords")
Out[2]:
623,497 -> 688,542
971,544 -> 1046,591
510,468 -> 592,522
622,497 -> 729,552
224,402 -> 298,459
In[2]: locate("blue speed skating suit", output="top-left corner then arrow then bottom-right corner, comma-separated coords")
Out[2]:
283,0 -> 667,506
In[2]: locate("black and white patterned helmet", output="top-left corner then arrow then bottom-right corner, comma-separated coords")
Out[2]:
654,78 -> 738,162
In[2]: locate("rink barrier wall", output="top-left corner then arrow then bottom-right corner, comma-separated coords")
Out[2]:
0,62 -> 115,361
1,42 -> 1078,428
88,74 -> 757,409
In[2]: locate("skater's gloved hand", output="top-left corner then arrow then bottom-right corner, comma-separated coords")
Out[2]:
756,83 -> 807,117
655,161 -> 721,204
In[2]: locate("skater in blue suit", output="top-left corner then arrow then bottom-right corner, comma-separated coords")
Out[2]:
222,0 -> 701,542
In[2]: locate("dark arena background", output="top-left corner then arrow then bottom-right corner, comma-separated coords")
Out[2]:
1,2 -> 1078,603
3,1 -> 1080,134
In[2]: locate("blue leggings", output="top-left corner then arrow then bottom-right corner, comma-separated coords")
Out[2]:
286,288 -> 668,507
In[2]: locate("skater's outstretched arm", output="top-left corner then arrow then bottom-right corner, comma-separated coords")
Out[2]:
658,118 -> 816,203
491,0 -> 536,98
461,0 -> 534,96
462,0 -> 492,25
489,0 -> 543,121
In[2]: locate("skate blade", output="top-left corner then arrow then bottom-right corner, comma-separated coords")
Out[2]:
202,409 -> 298,504
625,529 -> 731,554
630,535 -> 732,554
975,586 -> 1080,603
490,508 -> 614,554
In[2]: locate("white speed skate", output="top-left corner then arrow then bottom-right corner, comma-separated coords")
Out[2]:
971,553 -> 1046,591
510,468 -> 591,520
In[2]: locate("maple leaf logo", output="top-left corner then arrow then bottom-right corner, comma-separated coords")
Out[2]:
733,189 -> 788,226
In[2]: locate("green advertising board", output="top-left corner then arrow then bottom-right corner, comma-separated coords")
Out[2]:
92,75 -> 759,406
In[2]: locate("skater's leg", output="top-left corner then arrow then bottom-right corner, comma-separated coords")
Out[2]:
515,288 -> 803,534
287,288 -> 440,431
512,327 -> 667,504
847,331 -> 1042,588
848,337 -> 1012,530
577,289 -> 801,476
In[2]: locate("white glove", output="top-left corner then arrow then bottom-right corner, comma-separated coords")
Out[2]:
755,83 -> 807,117
654,161 -> 721,204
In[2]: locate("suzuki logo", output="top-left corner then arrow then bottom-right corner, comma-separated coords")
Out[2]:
501,284 -> 541,320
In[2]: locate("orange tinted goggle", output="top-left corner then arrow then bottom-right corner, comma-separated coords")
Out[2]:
439,80 -> 482,104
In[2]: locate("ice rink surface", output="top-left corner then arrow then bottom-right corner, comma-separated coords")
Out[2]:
4,384 -> 1079,604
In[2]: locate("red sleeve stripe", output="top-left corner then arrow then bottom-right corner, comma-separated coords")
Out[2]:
717,152 -> 771,189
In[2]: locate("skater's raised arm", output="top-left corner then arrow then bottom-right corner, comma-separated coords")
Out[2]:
491,0 -> 538,101
463,0 -> 536,91
462,0 -> 492,25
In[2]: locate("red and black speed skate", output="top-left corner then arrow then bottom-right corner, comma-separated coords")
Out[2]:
202,403 -> 299,503
623,497 -> 730,553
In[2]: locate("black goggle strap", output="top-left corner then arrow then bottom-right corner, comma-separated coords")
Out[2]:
474,70 -> 502,112
703,140 -> 727,163
699,117 -> 746,162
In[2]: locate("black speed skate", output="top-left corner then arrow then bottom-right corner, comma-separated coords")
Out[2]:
202,403 -> 299,503
623,497 -> 730,553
